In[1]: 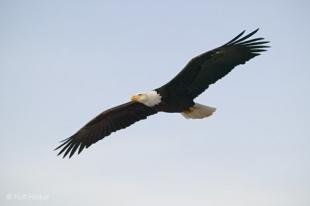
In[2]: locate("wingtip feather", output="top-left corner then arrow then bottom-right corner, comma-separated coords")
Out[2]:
224,30 -> 246,46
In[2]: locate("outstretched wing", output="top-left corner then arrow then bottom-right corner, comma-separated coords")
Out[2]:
55,101 -> 157,158
159,29 -> 269,99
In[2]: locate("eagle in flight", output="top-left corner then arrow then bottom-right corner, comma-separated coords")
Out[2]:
55,29 -> 269,158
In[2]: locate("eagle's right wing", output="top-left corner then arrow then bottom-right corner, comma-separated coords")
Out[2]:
159,29 -> 269,99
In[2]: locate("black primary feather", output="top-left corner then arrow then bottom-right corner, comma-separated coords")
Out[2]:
55,102 -> 157,158
158,29 -> 270,99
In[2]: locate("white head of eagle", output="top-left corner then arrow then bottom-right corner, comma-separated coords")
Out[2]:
130,90 -> 162,107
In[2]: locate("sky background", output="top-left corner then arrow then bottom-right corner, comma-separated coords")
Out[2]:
1,0 -> 309,205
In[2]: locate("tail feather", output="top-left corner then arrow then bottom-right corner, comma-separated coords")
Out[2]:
181,103 -> 216,119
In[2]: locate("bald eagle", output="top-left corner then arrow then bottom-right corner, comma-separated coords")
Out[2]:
56,29 -> 269,158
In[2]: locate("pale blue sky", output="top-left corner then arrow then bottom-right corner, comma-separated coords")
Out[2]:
1,0 -> 309,206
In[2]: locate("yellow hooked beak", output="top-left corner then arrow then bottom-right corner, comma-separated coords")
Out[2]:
131,95 -> 140,102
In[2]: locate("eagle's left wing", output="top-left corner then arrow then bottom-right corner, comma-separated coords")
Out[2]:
55,101 -> 157,158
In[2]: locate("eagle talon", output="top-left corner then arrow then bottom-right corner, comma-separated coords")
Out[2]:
183,107 -> 195,114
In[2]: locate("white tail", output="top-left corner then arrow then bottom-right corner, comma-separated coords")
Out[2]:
181,103 -> 216,119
